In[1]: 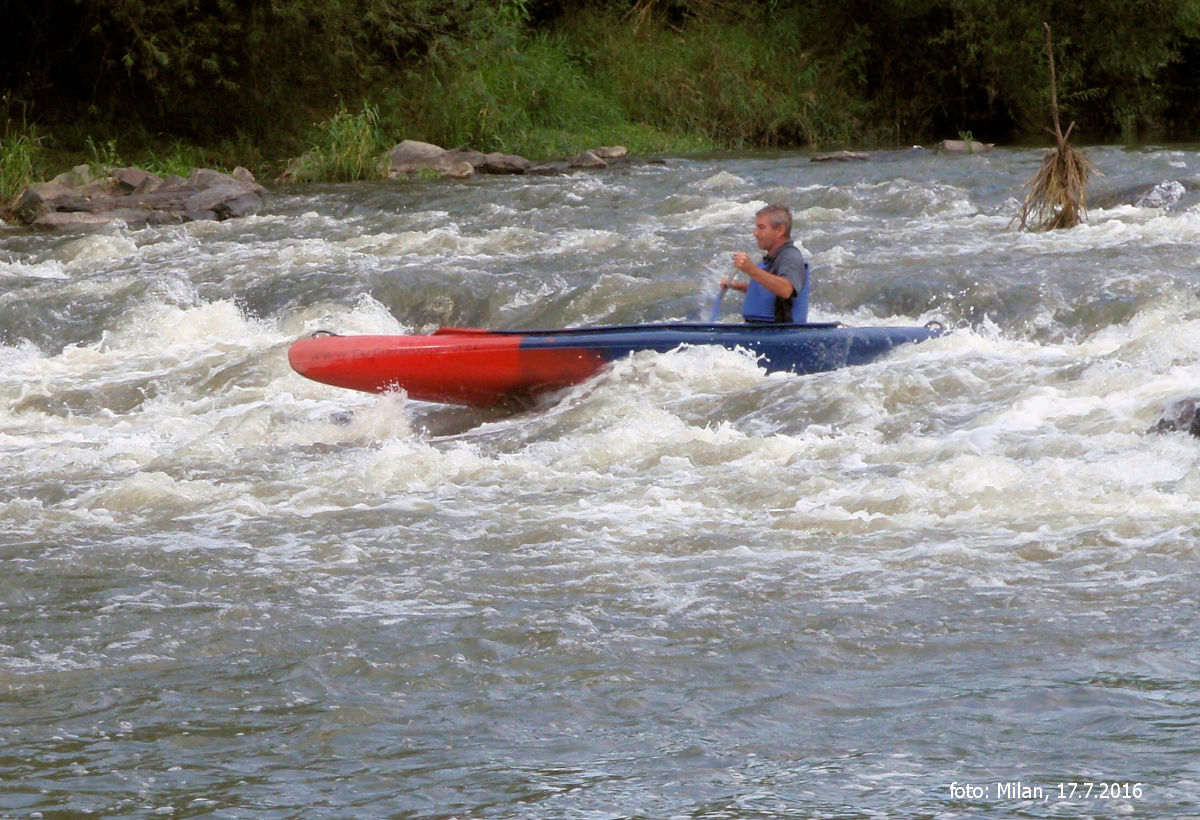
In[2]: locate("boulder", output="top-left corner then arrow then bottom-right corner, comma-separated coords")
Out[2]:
570,150 -> 607,169
387,139 -> 447,167
479,152 -> 532,174
383,141 -> 538,177
385,140 -> 476,178
15,165 -> 266,232
184,183 -> 264,220
14,181 -> 80,223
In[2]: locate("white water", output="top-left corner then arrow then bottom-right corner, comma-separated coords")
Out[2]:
3,147 -> 1200,817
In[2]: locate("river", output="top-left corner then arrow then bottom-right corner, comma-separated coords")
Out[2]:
2,146 -> 1199,817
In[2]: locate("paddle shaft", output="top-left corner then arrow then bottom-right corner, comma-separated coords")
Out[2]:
709,286 -> 726,322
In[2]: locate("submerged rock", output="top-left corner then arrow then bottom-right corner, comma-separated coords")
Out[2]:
812,150 -> 869,162
1149,399 -> 1200,437
14,165 -> 266,232
1093,179 -> 1197,210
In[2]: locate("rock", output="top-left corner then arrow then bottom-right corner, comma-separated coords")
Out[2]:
231,166 -> 259,187
114,167 -> 159,193
383,141 -> 485,178
593,145 -> 628,160
441,161 -> 477,180
525,161 -> 568,176
14,181 -> 79,223
1150,399 -> 1200,437
443,148 -> 489,168
1094,180 -> 1196,210
386,140 -> 454,175
13,165 -> 266,232
940,138 -> 994,154
569,150 -> 607,169
812,150 -> 869,162
32,211 -> 147,231
479,152 -> 531,174
185,184 -> 263,219
276,137 -> 643,187
50,165 -> 93,188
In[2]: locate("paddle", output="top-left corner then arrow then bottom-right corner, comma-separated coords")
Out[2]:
709,285 -> 726,322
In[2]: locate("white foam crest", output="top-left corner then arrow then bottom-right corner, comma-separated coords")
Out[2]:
722,312 -> 1198,536
813,245 -> 854,269
0,257 -> 68,280
283,292 -> 406,337
311,392 -> 414,443
339,225 -> 544,259
613,345 -> 769,397
0,337 -> 45,368
695,171 -> 745,190
57,233 -> 139,267
281,349 -> 798,504
871,178 -> 977,217
291,433 -> 505,506
103,299 -> 266,351
1008,206 -> 1200,255
776,420 -> 1200,538
794,205 -> 854,224
81,470 -> 223,515
659,198 -> 759,230
547,228 -> 671,259
532,405 -> 747,475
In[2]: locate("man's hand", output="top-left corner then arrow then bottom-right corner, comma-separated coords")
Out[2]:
732,251 -> 757,275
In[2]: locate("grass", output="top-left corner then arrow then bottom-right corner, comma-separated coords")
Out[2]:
283,102 -> 387,183
0,128 -> 48,210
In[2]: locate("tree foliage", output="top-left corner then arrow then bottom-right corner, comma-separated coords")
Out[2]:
2,0 -> 1199,164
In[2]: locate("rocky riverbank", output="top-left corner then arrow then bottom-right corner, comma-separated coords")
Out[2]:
7,140 -> 633,233
12,165 -> 266,232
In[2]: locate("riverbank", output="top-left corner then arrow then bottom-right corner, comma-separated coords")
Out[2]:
5,3 -> 1199,214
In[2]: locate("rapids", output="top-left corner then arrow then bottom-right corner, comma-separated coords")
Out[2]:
2,146 -> 1199,817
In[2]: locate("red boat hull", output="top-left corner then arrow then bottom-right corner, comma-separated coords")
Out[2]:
288,330 -> 608,406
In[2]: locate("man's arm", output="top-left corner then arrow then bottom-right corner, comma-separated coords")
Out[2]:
730,251 -> 796,297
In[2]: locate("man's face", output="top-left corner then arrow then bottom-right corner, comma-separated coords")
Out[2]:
753,215 -> 787,252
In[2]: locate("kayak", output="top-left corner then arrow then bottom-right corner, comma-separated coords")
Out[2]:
288,321 -> 944,407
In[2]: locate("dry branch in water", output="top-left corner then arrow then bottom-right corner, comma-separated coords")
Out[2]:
1016,24 -> 1095,231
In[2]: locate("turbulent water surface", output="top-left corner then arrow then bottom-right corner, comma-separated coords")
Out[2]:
3,147 -> 1200,818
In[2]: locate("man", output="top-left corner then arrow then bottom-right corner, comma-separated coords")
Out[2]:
721,203 -> 810,323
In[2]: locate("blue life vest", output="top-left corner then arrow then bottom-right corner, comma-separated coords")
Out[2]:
743,260 -> 810,324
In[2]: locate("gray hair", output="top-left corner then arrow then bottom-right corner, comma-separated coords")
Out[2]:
757,203 -> 792,236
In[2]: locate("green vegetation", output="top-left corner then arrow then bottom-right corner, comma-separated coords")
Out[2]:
284,103 -> 389,184
0,129 -> 46,206
3,0 -> 1200,205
